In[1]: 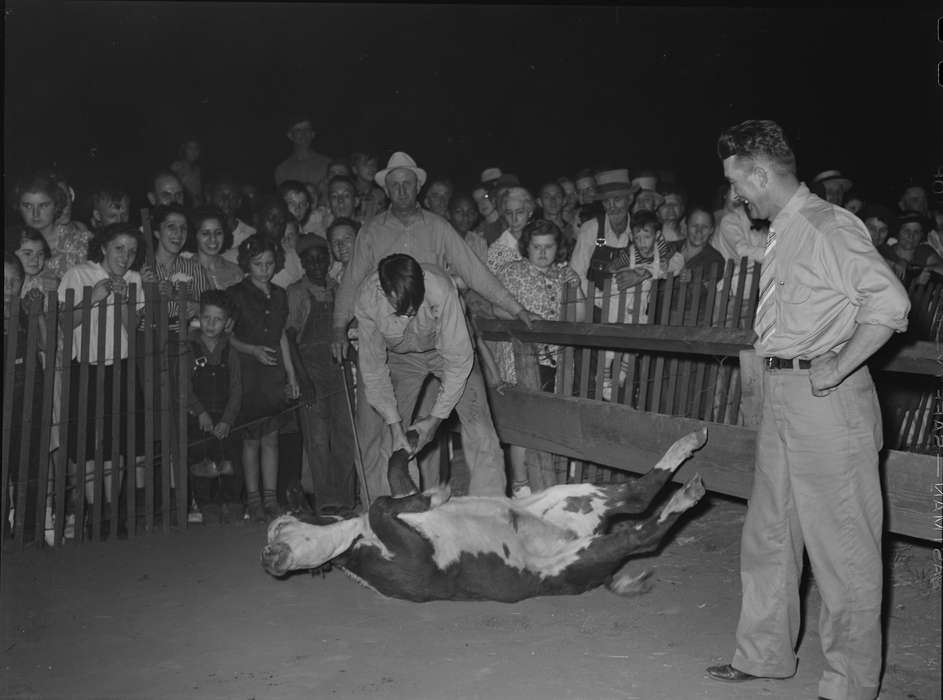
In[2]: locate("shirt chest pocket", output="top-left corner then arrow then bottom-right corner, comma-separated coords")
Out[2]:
778,280 -> 812,304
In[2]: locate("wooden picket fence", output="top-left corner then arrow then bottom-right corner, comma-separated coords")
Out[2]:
2,284 -> 192,550
477,259 -> 941,541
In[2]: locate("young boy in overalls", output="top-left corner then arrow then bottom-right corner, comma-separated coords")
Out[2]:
286,239 -> 357,515
183,290 -> 243,523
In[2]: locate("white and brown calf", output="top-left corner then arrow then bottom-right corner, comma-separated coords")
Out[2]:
261,429 -> 708,602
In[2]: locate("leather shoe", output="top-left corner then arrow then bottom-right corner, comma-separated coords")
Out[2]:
706,664 -> 757,682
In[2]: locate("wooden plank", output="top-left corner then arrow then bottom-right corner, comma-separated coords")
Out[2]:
53,291 -> 75,546
594,277 -> 613,401
872,339 -> 940,376
490,387 -> 941,542
743,260 -> 761,329
578,279 -> 595,399
730,256 -> 749,331
143,285 -> 156,533
32,293 -> 58,545
125,286 -> 138,539
557,283 -> 574,398
650,279 -> 674,413
701,262 -> 720,327
715,259 -> 735,327
176,289 -> 189,529
158,297 -> 171,533
511,338 -> 550,490
663,277 -> 683,415
73,288 -> 94,544
14,302 -> 41,548
91,297 -> 108,542
1,297 -> 20,542
110,288 -> 123,534
476,318 -> 757,356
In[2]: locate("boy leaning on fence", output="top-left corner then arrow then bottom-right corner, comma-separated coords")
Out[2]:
172,290 -> 244,525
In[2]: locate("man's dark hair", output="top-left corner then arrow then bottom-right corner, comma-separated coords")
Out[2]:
378,254 -> 425,317
199,289 -> 234,317
716,120 -> 797,176
328,175 -> 357,193
326,216 -> 361,240
286,115 -> 314,132
148,169 -> 180,194
517,219 -> 567,263
685,205 -> 716,227
277,179 -> 310,200
90,184 -> 130,210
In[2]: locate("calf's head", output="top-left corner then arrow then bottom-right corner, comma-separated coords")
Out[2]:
261,515 -> 366,577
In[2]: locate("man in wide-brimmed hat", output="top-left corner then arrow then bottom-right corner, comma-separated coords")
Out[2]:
810,169 -> 853,206
570,168 -> 641,294
332,150 -> 537,502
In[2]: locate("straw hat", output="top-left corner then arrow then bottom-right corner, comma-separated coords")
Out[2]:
594,169 -> 639,200
812,170 -> 853,192
480,167 -> 503,186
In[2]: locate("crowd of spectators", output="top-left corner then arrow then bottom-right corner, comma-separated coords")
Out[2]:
4,113 -> 940,536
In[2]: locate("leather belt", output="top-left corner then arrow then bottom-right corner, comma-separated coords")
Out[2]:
763,356 -> 812,370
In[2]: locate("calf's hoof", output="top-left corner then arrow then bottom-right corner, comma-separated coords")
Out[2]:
425,483 -> 451,509
657,474 -> 706,523
608,567 -> 653,597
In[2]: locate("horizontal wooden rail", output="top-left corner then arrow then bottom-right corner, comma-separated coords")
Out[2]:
477,319 -> 757,356
477,319 -> 940,377
490,387 -> 941,543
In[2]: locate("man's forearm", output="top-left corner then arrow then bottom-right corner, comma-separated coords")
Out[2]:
834,322 -> 895,381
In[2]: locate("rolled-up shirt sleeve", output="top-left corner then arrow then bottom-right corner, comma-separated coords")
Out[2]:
431,280 -> 474,420
354,287 -> 401,425
439,222 -> 523,317
822,225 -> 910,332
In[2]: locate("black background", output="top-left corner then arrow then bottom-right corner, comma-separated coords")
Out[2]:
4,1 -> 941,209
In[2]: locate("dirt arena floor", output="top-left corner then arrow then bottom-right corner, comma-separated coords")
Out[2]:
2,494 -> 940,700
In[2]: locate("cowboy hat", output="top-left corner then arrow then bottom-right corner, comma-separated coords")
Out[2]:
376,151 -> 428,189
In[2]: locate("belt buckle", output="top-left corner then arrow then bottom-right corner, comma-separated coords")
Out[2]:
763,356 -> 777,370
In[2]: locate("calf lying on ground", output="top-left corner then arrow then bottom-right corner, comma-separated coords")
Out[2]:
261,429 -> 708,602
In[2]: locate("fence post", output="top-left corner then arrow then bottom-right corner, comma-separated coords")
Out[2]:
175,287 -> 189,529
511,337 -> 552,490
53,290 -> 75,546
125,285 -> 138,538
33,291 -> 58,545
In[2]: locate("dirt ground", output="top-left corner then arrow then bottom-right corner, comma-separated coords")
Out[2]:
2,494 -> 940,700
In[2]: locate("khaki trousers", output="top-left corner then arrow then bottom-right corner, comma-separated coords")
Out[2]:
732,364 -> 884,700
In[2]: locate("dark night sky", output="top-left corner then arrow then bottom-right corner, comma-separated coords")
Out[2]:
4,1 -> 941,208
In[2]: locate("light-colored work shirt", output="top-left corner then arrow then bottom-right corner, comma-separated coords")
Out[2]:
758,184 -> 910,359
354,264 -> 473,425
334,207 -> 523,337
